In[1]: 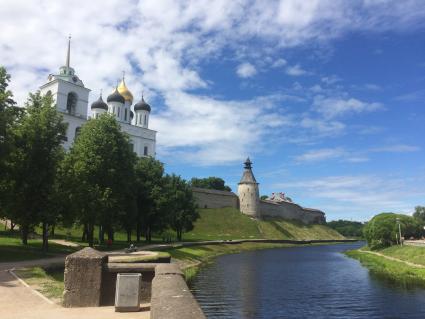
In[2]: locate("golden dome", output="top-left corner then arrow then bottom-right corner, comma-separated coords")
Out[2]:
117,78 -> 133,103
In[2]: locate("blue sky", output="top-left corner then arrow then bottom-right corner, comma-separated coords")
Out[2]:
1,0 -> 424,221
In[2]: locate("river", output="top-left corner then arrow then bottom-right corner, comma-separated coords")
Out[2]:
190,242 -> 425,319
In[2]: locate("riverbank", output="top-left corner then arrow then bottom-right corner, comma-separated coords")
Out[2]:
346,245 -> 425,287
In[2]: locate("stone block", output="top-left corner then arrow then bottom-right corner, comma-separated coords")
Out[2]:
151,264 -> 206,319
63,247 -> 108,307
115,273 -> 142,312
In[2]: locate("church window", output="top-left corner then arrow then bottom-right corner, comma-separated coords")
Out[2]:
66,92 -> 78,115
118,108 -> 120,117
144,146 -> 148,156
144,115 -> 147,126
124,109 -> 127,121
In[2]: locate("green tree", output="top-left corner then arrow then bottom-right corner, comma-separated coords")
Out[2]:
5,92 -> 67,249
62,114 -> 136,247
363,213 -> 422,249
260,195 -> 268,200
166,174 -> 199,241
191,177 -> 231,191
413,206 -> 425,224
0,67 -> 21,224
133,156 -> 166,242
327,220 -> 365,238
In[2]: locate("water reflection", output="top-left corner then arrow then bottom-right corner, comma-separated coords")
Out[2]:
191,243 -> 425,319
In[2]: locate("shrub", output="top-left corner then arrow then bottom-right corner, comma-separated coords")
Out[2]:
363,213 -> 422,249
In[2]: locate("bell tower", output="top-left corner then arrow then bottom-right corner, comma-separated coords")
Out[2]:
238,158 -> 260,219
39,36 -> 90,118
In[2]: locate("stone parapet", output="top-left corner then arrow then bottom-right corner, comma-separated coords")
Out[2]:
151,264 -> 206,319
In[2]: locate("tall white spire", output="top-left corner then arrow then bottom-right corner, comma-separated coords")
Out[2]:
66,35 -> 71,68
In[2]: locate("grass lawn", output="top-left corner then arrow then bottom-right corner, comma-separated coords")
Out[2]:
0,231 -> 80,262
14,267 -> 64,304
184,208 -> 344,241
346,245 -> 425,287
375,245 -> 425,266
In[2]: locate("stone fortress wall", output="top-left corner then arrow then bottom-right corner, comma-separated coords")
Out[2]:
192,187 -> 239,209
192,158 -> 326,224
192,188 -> 326,224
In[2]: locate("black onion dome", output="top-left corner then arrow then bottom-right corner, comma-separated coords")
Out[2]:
134,96 -> 151,112
107,88 -> 125,104
91,95 -> 108,110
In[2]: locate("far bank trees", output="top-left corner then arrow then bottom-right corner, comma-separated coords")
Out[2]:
363,213 -> 422,249
191,176 -> 231,191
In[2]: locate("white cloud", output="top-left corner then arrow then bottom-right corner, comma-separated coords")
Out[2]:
294,148 -> 346,163
274,174 -> 425,220
272,58 -> 287,68
236,62 -> 257,78
1,0 -> 424,165
313,96 -> 384,119
286,64 -> 308,76
371,144 -> 421,153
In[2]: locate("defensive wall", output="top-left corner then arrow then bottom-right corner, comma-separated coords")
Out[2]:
192,187 -> 239,209
192,187 -> 326,224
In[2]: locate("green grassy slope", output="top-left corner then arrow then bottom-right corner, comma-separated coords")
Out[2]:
346,246 -> 425,287
184,207 -> 344,241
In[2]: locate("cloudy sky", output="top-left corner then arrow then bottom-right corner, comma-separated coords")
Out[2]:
1,0 -> 424,221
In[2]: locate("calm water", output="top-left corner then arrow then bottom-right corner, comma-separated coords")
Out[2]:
190,243 -> 425,319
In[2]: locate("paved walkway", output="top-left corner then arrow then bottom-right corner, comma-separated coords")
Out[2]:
0,270 -> 150,319
0,254 -> 150,318
359,249 -> 425,268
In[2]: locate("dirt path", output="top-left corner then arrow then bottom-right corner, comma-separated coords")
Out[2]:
359,249 -> 425,268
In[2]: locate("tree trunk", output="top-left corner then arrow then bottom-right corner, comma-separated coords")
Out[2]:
99,225 -> 104,244
177,228 -> 182,242
50,224 -> 55,238
107,227 -> 114,241
11,222 -> 15,231
145,226 -> 151,243
4,220 -> 7,230
21,224 -> 29,245
42,222 -> 49,252
136,222 -> 141,242
88,223 -> 94,247
127,229 -> 131,243
82,223 -> 88,242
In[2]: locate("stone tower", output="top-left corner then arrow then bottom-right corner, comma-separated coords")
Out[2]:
238,158 -> 260,219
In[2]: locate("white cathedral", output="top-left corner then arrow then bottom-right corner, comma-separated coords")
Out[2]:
39,37 -> 156,157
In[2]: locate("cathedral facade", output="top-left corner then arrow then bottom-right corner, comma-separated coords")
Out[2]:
39,38 -> 156,158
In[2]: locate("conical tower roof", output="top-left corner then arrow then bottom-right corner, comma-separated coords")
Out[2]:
239,157 -> 258,184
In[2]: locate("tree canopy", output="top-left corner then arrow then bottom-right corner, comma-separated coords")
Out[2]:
191,176 -> 231,192
61,114 -> 135,246
363,213 -> 422,249
3,92 -> 67,248
327,220 -> 364,238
